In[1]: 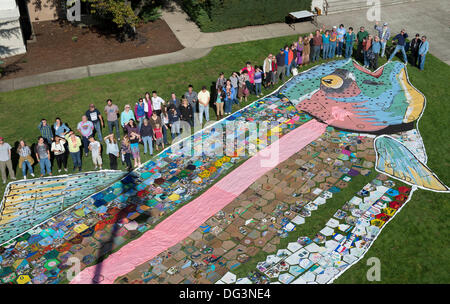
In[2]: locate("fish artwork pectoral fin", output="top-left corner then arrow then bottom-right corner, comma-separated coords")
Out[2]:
375,135 -> 449,192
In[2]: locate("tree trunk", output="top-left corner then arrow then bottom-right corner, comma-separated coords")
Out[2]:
124,0 -> 138,35
132,0 -> 147,16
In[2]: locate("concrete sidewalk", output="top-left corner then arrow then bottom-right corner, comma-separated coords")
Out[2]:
1,0 -> 447,92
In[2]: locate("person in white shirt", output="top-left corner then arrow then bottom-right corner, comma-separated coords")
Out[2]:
336,24 -> 346,57
88,136 -> 102,170
151,90 -> 165,117
197,86 -> 211,125
51,136 -> 68,173
0,137 -> 16,183
263,54 -> 272,88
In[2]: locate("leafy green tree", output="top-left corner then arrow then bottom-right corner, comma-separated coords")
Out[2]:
82,0 -> 139,29
80,0 -> 161,31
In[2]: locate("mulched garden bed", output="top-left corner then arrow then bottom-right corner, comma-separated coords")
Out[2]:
1,18 -> 183,80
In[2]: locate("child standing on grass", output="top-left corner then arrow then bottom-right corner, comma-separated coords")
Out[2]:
254,67 -> 263,97
238,71 -> 249,104
88,136 -> 102,170
153,123 -> 164,151
121,135 -> 132,171
129,131 -> 141,168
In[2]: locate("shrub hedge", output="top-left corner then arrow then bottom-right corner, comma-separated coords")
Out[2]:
181,0 -> 312,32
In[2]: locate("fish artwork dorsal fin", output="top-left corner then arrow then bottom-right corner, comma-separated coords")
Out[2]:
397,67 -> 426,123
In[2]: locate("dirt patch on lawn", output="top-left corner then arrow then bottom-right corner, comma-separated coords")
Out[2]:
1,19 -> 183,80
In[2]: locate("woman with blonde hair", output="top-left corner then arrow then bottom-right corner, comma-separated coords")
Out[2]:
120,104 -> 135,129
179,98 -> 194,127
303,35 -> 311,65
297,36 -> 304,68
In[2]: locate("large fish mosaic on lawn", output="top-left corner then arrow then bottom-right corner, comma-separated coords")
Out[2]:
0,59 -> 447,285
281,59 -> 448,192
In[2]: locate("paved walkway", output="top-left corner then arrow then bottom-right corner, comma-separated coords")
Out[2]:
0,0 -> 447,92
161,3 -> 317,49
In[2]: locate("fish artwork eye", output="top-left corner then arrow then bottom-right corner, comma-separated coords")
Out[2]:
321,75 -> 344,89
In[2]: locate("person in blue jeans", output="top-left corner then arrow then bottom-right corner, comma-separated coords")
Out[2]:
104,99 -> 121,141
134,98 -> 146,129
344,27 -> 355,59
389,29 -> 409,64
86,104 -> 104,142
35,137 -> 52,176
217,85 -> 226,119
284,45 -> 291,77
223,80 -> 235,117
168,106 -> 181,138
322,30 -> 330,60
17,140 -> 34,179
362,35 -> 373,68
370,36 -> 382,69
254,67 -> 263,97
140,118 -> 154,155
311,30 -> 322,62
65,131 -> 82,171
374,21 -> 391,57
38,119 -> 53,145
329,26 -> 338,59
336,24 -> 346,57
230,72 -> 239,103
418,36 -> 429,71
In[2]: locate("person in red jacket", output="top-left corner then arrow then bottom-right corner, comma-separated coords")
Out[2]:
240,62 -> 255,95
362,35 -> 373,68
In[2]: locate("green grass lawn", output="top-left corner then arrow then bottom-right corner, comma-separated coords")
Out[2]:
0,35 -> 448,283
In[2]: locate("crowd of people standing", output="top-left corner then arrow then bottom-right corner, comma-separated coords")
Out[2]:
0,21 -> 430,184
